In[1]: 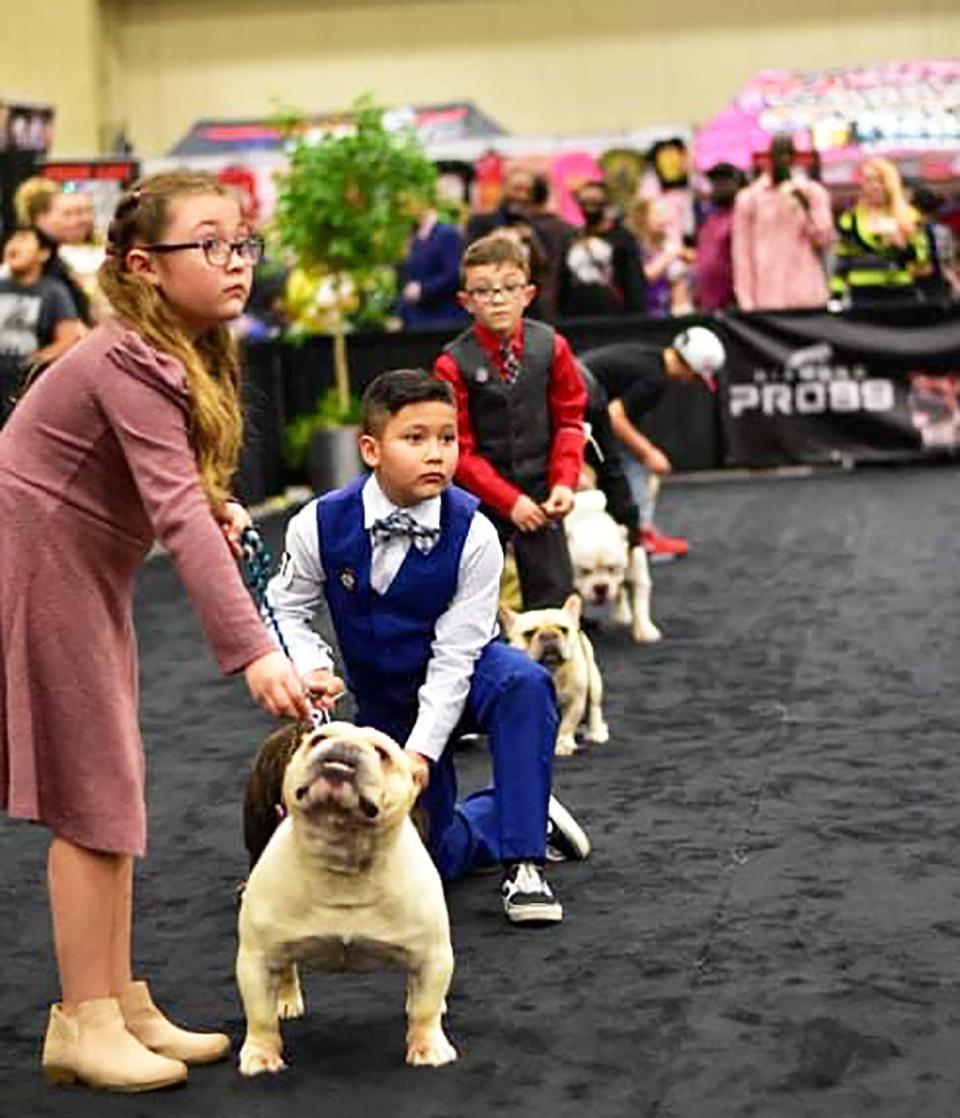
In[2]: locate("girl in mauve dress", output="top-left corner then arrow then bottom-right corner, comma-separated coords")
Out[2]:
0,172 -> 311,1092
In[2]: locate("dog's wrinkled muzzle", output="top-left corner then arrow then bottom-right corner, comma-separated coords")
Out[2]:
533,633 -> 566,668
296,740 -> 380,819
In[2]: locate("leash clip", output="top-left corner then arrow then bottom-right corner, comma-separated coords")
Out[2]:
309,705 -> 330,729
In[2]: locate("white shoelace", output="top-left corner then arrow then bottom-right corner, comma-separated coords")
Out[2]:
507,862 -> 551,896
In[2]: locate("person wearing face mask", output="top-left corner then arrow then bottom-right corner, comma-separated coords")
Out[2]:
693,162 -> 744,311
732,134 -> 835,311
558,180 -> 646,317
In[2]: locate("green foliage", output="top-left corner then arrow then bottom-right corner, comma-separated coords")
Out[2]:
274,93 -> 437,287
283,387 -> 363,469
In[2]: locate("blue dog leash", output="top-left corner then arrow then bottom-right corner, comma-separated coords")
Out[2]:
240,524 -> 330,729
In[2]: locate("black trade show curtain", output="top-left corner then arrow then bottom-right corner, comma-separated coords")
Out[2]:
718,303 -> 960,468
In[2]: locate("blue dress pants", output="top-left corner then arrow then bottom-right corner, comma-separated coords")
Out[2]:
356,641 -> 558,881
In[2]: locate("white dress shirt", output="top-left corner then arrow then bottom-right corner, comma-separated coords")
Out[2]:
265,475 -> 503,761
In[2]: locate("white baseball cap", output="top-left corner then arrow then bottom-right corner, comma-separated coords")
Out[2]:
672,326 -> 726,391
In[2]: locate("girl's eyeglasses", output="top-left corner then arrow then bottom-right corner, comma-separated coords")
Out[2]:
144,235 -> 265,268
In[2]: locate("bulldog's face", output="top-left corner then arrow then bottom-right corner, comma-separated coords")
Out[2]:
500,595 -> 582,670
281,722 -> 419,831
569,534 -> 628,608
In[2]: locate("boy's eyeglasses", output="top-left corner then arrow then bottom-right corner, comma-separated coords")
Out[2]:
465,282 -> 527,302
144,235 -> 265,268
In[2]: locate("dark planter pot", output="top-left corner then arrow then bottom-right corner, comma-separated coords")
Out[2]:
307,425 -> 364,495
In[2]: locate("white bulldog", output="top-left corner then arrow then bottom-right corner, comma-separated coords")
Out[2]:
236,721 -> 457,1076
500,595 -> 608,756
564,487 -> 662,644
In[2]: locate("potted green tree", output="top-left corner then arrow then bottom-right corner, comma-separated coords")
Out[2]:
273,94 -> 438,492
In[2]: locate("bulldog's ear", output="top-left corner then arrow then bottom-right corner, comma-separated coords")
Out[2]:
498,604 -> 516,634
563,594 -> 583,623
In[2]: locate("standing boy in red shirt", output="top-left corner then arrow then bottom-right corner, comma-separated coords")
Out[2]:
434,234 -> 586,608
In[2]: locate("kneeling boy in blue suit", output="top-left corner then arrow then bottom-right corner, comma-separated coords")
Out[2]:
266,369 -> 589,924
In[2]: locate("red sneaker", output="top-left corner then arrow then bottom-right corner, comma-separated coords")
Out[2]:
638,526 -> 689,563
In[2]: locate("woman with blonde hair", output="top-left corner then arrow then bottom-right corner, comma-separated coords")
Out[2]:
627,195 -> 695,317
833,158 -> 929,305
12,176 -> 94,325
0,171 -> 312,1092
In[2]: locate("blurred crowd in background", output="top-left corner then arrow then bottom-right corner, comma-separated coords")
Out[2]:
2,128 -> 959,427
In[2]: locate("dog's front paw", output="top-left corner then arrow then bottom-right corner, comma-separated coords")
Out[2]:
406,1027 -> 458,1067
555,733 -> 579,756
632,621 -> 663,644
239,1040 -> 286,1077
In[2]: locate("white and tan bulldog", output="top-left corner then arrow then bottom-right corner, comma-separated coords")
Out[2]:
500,595 -> 609,756
565,486 -> 662,644
236,721 -> 457,1076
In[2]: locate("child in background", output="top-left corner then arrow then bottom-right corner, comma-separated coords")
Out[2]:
628,196 -> 695,317
0,228 -> 83,421
434,233 -> 586,609
0,172 -> 309,1092
266,369 -> 590,927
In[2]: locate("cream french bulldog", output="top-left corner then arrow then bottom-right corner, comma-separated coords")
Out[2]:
565,486 -> 662,644
236,721 -> 457,1076
500,595 -> 608,756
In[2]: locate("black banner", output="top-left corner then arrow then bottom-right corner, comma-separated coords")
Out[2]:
718,305 -> 960,467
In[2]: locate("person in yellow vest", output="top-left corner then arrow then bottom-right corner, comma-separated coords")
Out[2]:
832,159 -> 929,307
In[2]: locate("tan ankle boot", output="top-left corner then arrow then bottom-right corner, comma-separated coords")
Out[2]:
41,999 -> 187,1091
120,980 -> 230,1065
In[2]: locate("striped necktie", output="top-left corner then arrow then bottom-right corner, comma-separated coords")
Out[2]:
499,342 -> 523,385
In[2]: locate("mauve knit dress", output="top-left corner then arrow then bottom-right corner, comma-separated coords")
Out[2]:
0,322 -> 275,856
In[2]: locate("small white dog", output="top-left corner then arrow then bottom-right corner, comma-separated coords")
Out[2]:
565,487 -> 662,644
500,595 -> 609,756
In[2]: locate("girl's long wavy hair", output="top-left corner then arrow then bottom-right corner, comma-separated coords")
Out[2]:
98,171 -> 244,510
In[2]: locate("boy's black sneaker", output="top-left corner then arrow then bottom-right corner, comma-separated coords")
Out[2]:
545,795 -> 591,863
501,862 -> 563,924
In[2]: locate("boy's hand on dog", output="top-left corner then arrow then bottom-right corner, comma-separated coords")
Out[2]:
542,485 -> 575,519
511,494 -> 548,533
405,750 -> 431,790
302,668 -> 346,711
246,652 -> 312,720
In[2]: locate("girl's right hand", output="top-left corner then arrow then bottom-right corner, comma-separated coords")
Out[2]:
245,651 -> 311,720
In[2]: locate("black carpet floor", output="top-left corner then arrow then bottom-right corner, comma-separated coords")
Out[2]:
3,465 -> 960,1117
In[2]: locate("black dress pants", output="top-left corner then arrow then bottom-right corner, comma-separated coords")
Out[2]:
488,510 -> 575,610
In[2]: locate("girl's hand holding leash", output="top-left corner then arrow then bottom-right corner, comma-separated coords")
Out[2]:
246,651 -> 312,720
217,499 -> 253,559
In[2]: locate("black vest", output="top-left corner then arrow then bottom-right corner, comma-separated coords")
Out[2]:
444,320 -> 555,502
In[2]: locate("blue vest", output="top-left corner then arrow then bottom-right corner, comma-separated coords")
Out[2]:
317,478 -> 480,720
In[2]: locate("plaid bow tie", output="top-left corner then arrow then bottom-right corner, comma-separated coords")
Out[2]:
370,508 -> 440,554
499,342 -> 523,385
